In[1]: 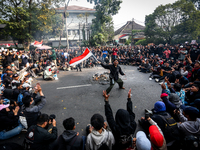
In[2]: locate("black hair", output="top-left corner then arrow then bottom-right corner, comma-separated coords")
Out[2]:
63,117 -> 75,130
22,95 -> 32,107
91,114 -> 104,130
113,59 -> 118,63
173,83 -> 182,92
176,74 -> 182,79
37,114 -> 49,125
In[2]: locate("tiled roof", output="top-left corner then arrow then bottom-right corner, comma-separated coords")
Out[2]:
115,21 -> 145,35
56,5 -> 95,11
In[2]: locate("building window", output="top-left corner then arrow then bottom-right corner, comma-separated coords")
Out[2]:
72,30 -> 75,35
68,30 -> 71,35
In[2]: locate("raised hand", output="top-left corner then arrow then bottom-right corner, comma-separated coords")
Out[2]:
103,90 -> 110,101
128,88 -> 131,98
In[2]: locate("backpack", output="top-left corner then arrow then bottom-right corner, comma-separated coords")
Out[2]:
17,93 -> 23,106
1,73 -> 6,82
158,113 -> 180,142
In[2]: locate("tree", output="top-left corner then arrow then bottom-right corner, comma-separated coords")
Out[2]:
87,0 -> 122,45
186,0 -> 200,10
0,0 -> 64,49
145,0 -> 200,44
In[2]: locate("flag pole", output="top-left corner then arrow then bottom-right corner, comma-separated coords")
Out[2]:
87,47 -> 99,62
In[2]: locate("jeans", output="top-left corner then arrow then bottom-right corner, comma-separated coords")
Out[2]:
0,123 -> 23,140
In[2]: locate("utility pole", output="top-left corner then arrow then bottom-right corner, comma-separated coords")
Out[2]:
65,0 -> 70,50
79,22 -> 81,46
131,18 -> 134,47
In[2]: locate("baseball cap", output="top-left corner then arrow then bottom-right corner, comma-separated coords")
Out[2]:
149,125 -> 164,148
13,74 -> 18,78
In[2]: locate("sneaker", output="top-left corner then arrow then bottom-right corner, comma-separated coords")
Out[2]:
21,128 -> 27,132
155,78 -> 159,82
19,116 -> 28,129
159,81 -> 163,85
149,78 -> 152,81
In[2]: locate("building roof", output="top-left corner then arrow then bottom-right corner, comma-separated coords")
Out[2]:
115,21 -> 145,35
56,5 -> 95,11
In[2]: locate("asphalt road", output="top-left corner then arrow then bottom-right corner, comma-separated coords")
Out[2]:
0,65 -> 161,145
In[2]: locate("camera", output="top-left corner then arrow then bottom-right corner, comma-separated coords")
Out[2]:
49,114 -> 56,122
145,112 -> 151,120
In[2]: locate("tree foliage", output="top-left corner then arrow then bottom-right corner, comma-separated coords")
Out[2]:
145,0 -> 200,44
0,0 -> 64,49
87,0 -> 122,46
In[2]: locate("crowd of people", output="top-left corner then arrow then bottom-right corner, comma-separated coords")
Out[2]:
0,41 -> 200,150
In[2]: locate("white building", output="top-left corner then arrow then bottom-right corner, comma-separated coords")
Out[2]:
49,5 -> 95,47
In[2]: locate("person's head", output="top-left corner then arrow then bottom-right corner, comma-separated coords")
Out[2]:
173,83 -> 182,92
6,64 -> 11,70
165,62 -> 169,67
63,117 -> 75,130
11,62 -> 15,67
23,83 -> 31,91
190,84 -> 200,92
194,61 -> 200,69
154,101 -> 166,113
176,74 -> 182,79
13,73 -> 19,80
113,59 -> 118,66
149,125 -> 165,149
22,95 -> 33,107
37,114 -> 49,128
91,114 -> 104,131
183,106 -> 199,121
16,83 -> 23,90
136,131 -> 151,150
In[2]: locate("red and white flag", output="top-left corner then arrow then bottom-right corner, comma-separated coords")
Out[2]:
31,40 -> 43,47
69,48 -> 93,66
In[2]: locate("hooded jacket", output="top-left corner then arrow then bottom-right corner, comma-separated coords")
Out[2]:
105,98 -> 136,149
178,113 -> 200,136
50,50 -> 57,60
57,130 -> 83,150
0,108 -> 19,132
86,128 -> 115,150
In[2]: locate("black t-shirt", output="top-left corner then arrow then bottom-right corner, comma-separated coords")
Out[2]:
6,54 -> 13,63
12,54 -> 18,61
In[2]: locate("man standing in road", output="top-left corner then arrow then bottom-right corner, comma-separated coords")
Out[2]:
100,59 -> 125,94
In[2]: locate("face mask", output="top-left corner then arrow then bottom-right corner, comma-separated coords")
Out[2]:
11,64 -> 14,67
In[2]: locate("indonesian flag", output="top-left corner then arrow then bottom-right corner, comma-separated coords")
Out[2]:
31,40 -> 43,47
69,48 -> 92,66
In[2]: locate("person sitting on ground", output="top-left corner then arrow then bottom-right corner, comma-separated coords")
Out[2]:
139,101 -> 180,146
24,114 -> 57,150
86,113 -> 115,150
57,117 -> 84,150
175,74 -> 189,87
11,73 -> 20,89
103,89 -> 137,150
22,84 -> 46,128
174,106 -> 200,136
0,106 -> 25,140
10,62 -> 19,74
185,84 -> 200,104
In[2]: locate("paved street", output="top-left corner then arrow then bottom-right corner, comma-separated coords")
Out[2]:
0,65 -> 161,145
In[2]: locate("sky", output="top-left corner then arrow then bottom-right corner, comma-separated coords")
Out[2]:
67,0 -> 177,30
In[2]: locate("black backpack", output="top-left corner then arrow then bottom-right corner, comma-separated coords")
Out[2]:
158,113 -> 181,142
